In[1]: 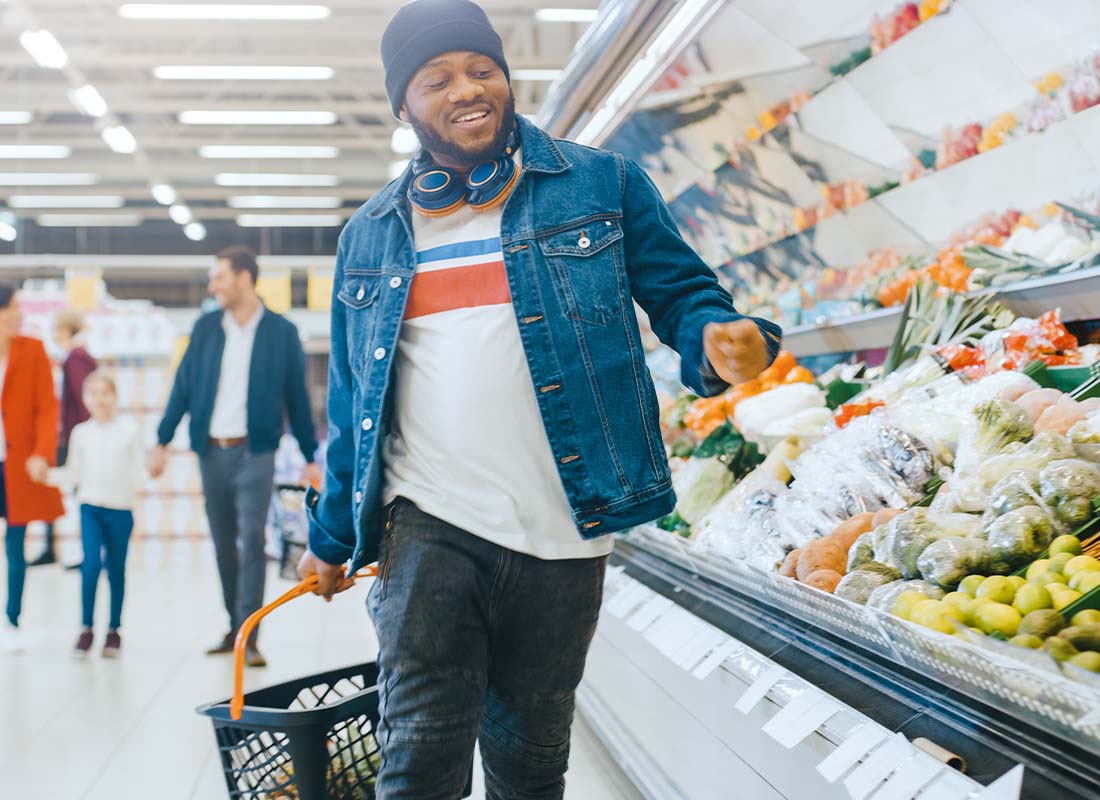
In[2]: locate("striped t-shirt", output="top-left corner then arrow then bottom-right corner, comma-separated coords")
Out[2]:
382,166 -> 613,560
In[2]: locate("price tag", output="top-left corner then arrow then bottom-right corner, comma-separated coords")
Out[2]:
674,626 -> 727,671
626,596 -> 672,632
917,769 -> 980,800
606,583 -> 650,618
817,724 -> 890,784
733,663 -> 786,712
647,607 -> 705,659
691,638 -> 740,680
762,691 -> 841,749
977,765 -> 1024,800
842,734 -> 911,800
872,754 -> 943,800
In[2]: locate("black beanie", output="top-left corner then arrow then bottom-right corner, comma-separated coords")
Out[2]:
382,0 -> 510,117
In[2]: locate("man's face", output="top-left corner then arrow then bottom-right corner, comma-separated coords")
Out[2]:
207,259 -> 248,309
401,50 -> 515,171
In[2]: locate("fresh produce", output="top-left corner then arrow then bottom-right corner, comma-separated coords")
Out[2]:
1044,636 -> 1079,662
796,538 -> 848,582
1018,609 -> 1067,639
917,537 -> 990,589
1050,534 -> 1083,557
985,505 -> 1055,571
778,549 -> 801,578
973,602 -> 1022,637
1061,623 -> 1100,651
1072,609 -> 1100,626
959,575 -> 985,597
870,579 -> 944,612
684,352 -> 813,438
835,569 -> 896,604
1039,459 -> 1100,526
1012,584 -> 1053,616
1009,634 -> 1044,649
976,575 -> 1017,605
805,570 -> 844,593
847,532 -> 875,571
1068,651 -> 1100,671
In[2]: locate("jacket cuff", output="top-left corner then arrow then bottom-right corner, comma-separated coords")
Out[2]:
306,486 -> 356,566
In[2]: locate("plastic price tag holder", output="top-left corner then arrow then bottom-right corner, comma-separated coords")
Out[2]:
606,582 -> 650,618
626,596 -> 672,632
917,768 -> 981,800
872,753 -> 944,800
842,733 -> 912,800
761,691 -> 842,749
976,765 -> 1024,800
647,606 -> 705,659
691,638 -> 741,680
733,662 -> 787,711
817,723 -> 890,784
674,626 -> 727,671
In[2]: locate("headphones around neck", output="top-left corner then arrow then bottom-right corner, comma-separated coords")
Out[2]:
408,128 -> 520,218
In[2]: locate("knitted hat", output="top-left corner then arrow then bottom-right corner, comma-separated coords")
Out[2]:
381,0 -> 510,117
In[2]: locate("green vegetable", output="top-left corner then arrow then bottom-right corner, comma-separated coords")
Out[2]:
662,393 -> 699,431
691,421 -> 764,480
973,399 -> 1034,457
985,505 -> 1055,571
673,457 -> 735,526
878,508 -> 980,579
856,561 -> 902,581
1039,459 -> 1100,526
985,470 -> 1042,519
656,510 -> 691,538
917,537 -> 991,589
847,532 -> 875,572
835,570 -> 894,605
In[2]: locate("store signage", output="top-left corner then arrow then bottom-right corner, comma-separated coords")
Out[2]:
65,267 -> 102,310
256,268 -> 291,313
307,267 -> 334,311
817,723 -> 890,784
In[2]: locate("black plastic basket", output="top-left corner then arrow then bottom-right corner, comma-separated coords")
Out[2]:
198,662 -> 382,800
272,484 -> 310,581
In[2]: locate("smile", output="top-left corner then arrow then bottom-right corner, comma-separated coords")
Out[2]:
452,107 -> 492,128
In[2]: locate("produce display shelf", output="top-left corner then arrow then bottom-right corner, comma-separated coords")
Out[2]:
610,534 -> 1100,798
782,265 -> 1100,357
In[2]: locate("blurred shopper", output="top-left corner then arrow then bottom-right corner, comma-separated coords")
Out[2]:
47,371 -> 142,658
0,284 -> 65,653
299,1 -> 782,796
30,310 -> 96,568
149,246 -> 321,668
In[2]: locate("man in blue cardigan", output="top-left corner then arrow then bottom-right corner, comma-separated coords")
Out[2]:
150,246 -> 320,667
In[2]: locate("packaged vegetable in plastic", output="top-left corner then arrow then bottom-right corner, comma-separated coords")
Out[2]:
847,532 -> 876,572
1016,388 -> 1064,423
734,383 -> 826,449
953,399 -> 1034,477
1068,416 -> 1100,462
835,570 -> 896,605
917,536 -> 991,589
672,457 -> 735,526
985,505 -> 1055,572
866,579 -> 945,612
1039,458 -> 1100,526
1035,396 -> 1087,436
875,508 -> 981,579
984,469 -> 1043,519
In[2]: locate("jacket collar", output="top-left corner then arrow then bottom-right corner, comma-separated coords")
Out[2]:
368,115 -> 571,219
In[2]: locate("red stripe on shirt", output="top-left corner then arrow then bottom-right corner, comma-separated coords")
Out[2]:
404,260 -> 512,320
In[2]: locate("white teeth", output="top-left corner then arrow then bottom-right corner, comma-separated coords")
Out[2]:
457,111 -> 488,123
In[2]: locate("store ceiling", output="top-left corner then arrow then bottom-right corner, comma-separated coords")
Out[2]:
0,0 -> 597,252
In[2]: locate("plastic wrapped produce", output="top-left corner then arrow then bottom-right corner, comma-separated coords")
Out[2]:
835,570 -> 895,605
1069,416 -> 1100,462
953,399 -> 1033,477
1039,459 -> 1100,526
917,536 -> 991,588
1035,396 -> 1086,435
986,505 -> 1056,572
672,457 -> 735,526
875,508 -> 981,579
866,579 -> 945,612
734,383 -> 825,448
1015,388 -> 1064,422
984,469 -> 1043,519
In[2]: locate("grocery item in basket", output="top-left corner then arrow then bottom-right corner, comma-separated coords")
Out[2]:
866,579 -> 945,612
1016,388 -> 1065,422
1035,396 -> 1088,435
1068,416 -> 1100,462
874,508 -> 982,579
984,469 -> 1043,520
778,549 -> 800,578
847,532 -> 876,572
672,456 -> 735,526
953,399 -> 1034,478
804,569 -> 843,593
835,568 -> 897,604
796,537 -> 847,582
917,537 -> 992,589
1039,458 -> 1100,526
1061,623 -> 1100,651
1019,608 -> 1068,639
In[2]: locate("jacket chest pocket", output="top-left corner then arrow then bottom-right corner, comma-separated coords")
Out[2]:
537,219 -> 625,326
337,272 -> 384,370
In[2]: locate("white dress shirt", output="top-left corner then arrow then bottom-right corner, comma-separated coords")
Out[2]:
209,305 -> 263,440
48,416 -> 144,510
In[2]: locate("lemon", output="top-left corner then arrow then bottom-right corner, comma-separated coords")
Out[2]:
977,576 -> 1016,605
1071,572 -> 1100,595
973,602 -> 1022,637
909,599 -> 940,619
1026,559 -> 1051,581
1008,634 -> 1044,649
965,597 -> 993,625
893,591 -> 931,620
1044,637 -> 1079,662
1013,584 -> 1053,616
912,602 -> 959,635
1031,571 -> 1066,586
959,575 -> 985,598
1072,610 -> 1100,626
1050,535 -> 1083,557
1064,556 -> 1100,578
1007,576 -> 1028,591
1052,589 -> 1083,611
943,592 -> 971,608
1049,553 -> 1075,574
1069,651 -> 1100,672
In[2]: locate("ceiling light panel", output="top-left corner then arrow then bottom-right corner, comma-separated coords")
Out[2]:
0,221 -> 17,242
37,213 -> 142,227
20,30 -> 68,69
151,184 -> 177,205
0,173 -> 97,186
101,125 -> 138,154
228,196 -> 343,209
215,173 -> 340,187
0,112 -> 33,125
183,222 -> 207,241
179,111 -> 337,125
8,195 -> 124,208
155,66 -> 334,80
199,145 -> 339,159
168,204 -> 193,224
68,85 -> 109,118
120,4 -> 331,20
390,127 -> 419,155
0,145 -> 71,158
236,214 -> 343,227
535,9 -> 599,23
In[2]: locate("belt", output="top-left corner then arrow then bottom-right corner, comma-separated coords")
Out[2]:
209,436 -> 248,449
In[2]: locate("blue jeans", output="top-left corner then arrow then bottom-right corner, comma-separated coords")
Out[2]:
368,498 -> 607,800
80,504 -> 134,630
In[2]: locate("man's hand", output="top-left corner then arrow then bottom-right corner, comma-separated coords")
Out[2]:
25,455 -> 49,484
147,445 -> 168,479
298,548 -> 356,601
301,462 -> 323,489
703,319 -> 769,387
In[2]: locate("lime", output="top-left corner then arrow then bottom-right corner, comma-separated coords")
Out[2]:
1069,651 -> 1100,672
1044,636 -> 1079,662
1013,584 -> 1053,616
893,591 -> 931,620
1031,571 -> 1067,586
1008,634 -> 1044,649
1050,535 -> 1083,557
1072,609 -> 1100,627
973,602 -> 1022,637
1026,559 -> 1051,581
1018,609 -> 1066,638
1071,572 -> 1100,594
1049,553 -> 1075,574
1052,589 -> 1083,611
977,576 -> 1016,605
959,575 -> 985,598
1064,555 -> 1100,578
1007,576 -> 1028,591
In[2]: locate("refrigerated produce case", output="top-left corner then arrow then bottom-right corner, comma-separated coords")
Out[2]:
541,1 -> 1100,797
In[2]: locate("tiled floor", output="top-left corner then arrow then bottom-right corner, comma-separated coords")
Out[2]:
1,540 -> 641,800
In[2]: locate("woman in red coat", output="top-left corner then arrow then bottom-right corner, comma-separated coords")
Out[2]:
0,284 -> 65,652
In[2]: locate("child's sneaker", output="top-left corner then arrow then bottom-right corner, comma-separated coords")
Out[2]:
73,629 -> 94,659
102,630 -> 121,658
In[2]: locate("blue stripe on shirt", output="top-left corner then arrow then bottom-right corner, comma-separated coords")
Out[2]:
416,237 -> 502,264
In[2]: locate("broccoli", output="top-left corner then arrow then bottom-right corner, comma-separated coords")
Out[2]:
1039,459 -> 1100,526
985,505 -> 1055,571
973,399 -> 1034,455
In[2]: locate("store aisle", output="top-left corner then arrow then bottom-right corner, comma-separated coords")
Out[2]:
1,541 -> 640,800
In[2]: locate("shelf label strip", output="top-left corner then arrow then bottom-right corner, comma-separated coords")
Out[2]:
762,690 -> 841,749
733,663 -> 786,711
691,638 -> 740,680
817,723 -> 890,784
843,734 -> 912,800
872,754 -> 944,800
626,595 -> 672,632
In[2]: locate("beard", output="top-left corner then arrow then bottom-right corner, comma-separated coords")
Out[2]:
407,90 -> 517,171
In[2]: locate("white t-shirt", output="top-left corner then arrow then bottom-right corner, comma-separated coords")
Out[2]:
383,174 -> 613,560
209,306 -> 263,439
48,416 -> 144,510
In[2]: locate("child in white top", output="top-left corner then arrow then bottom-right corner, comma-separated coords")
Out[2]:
48,370 -> 144,658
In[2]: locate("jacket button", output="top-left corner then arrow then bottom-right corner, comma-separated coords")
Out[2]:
355,491 -> 363,504
356,285 -> 365,301
389,277 -> 402,288
374,348 -> 386,360
578,236 -> 591,249
361,418 -> 373,431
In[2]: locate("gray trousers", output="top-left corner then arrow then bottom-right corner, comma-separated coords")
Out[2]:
198,445 -> 276,636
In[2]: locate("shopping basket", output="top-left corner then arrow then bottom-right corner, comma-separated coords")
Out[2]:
198,568 -> 380,800
272,483 -> 310,582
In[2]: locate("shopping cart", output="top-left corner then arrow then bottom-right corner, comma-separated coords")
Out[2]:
272,483 -> 310,582
198,568 -> 380,800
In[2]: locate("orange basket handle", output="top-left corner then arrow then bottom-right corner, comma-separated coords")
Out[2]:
230,566 -> 378,720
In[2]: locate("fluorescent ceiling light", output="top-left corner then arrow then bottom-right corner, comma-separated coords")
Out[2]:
215,173 -> 339,187
8,195 -> 124,208
228,195 -> 342,209
390,127 -> 419,155
68,85 -> 108,118
0,173 -> 97,186
179,110 -> 337,125
388,160 -> 409,180
0,145 -> 71,158
101,125 -> 138,154
151,183 -> 177,205
155,65 -> 334,81
183,222 -> 207,241
20,29 -> 68,69
0,112 -> 33,125
199,145 -> 339,159
512,69 -> 564,81
37,213 -> 142,227
120,4 -> 330,20
168,204 -> 193,224
237,213 -> 343,227
0,221 -> 15,242
535,8 -> 599,23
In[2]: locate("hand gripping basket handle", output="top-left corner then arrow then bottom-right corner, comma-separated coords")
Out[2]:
231,566 -> 378,720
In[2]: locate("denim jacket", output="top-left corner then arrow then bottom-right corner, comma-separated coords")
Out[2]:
308,116 -> 781,570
